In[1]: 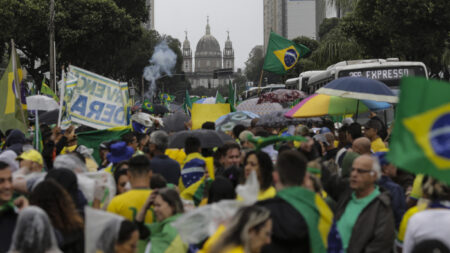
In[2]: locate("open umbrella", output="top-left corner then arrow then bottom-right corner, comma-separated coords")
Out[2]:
257,89 -> 307,104
162,111 -> 190,132
26,95 -> 59,111
38,109 -> 59,125
285,94 -> 391,118
168,129 -> 233,149
215,111 -> 260,132
316,77 -> 398,103
257,109 -> 320,128
236,98 -> 283,116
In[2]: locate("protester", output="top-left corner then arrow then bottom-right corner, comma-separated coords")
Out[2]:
45,169 -> 87,217
323,154 -> 395,252
104,141 -> 134,173
9,206 -> 62,253
364,119 -> 388,152
122,132 -> 138,152
113,165 -> 129,196
238,130 -> 255,152
221,142 -> 241,170
180,137 -> 210,191
16,149 -> 44,173
207,176 -> 236,204
232,125 -> 246,142
136,188 -> 187,253
336,123 -> 362,169
107,155 -> 154,223
402,177 -> 450,252
96,218 -> 139,253
257,150 -> 333,252
0,150 -> 19,172
4,129 -> 26,155
242,151 -> 276,200
0,161 -> 23,252
208,205 -> 272,253
375,151 -> 406,229
148,130 -> 180,185
30,180 -> 84,253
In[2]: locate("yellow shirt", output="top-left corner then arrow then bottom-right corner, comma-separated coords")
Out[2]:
165,149 -> 186,165
371,137 -> 388,152
107,189 -> 154,224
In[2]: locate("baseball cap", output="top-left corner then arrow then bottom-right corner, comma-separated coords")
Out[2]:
16,149 -> 43,166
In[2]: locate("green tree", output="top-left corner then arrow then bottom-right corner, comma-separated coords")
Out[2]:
319,18 -> 340,40
310,23 -> 362,69
342,0 -> 450,74
244,45 -> 264,84
0,0 -> 147,83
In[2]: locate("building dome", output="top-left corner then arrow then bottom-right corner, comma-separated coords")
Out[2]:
196,35 -> 221,56
195,17 -> 221,57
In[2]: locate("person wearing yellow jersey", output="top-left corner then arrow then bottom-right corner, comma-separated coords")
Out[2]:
107,155 -> 154,224
364,119 -> 388,152
241,151 -> 276,201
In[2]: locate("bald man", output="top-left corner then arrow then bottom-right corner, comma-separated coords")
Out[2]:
351,137 -> 372,155
322,155 -> 395,252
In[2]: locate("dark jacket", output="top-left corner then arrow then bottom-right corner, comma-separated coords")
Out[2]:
0,207 -> 17,253
150,155 -> 181,185
257,197 -> 310,253
378,175 -> 406,229
322,169 -> 395,253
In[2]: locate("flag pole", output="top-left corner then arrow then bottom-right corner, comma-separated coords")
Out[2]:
257,69 -> 264,96
11,39 -> 27,126
57,66 -> 65,127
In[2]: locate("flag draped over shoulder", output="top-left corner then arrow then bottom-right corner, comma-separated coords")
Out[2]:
146,214 -> 187,253
277,186 -> 333,253
77,126 -> 131,164
0,45 -> 28,133
263,32 -> 310,75
387,77 -> 450,184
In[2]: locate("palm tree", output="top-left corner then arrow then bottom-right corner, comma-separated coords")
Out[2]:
328,0 -> 359,18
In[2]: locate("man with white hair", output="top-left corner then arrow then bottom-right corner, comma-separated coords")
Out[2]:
148,130 -> 180,185
323,154 -> 395,252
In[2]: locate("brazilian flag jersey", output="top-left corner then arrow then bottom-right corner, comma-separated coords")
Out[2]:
107,189 -> 154,224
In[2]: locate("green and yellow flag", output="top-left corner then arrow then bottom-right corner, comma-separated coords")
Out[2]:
0,45 -> 28,133
387,77 -> 450,184
263,32 -> 310,75
215,90 -> 226,104
182,90 -> 192,114
228,80 -> 236,112
41,78 -> 59,102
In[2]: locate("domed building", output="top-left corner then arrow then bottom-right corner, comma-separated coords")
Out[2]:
182,17 -> 235,89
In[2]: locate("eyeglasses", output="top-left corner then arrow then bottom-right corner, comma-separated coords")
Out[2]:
352,167 -> 372,174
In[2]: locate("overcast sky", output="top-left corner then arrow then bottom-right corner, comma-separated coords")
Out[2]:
154,0 -> 263,71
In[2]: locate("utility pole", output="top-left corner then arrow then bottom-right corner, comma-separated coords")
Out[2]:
49,0 -> 55,91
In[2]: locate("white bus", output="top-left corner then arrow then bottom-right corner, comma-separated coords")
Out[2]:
240,84 -> 285,100
285,70 -> 325,92
307,58 -> 428,94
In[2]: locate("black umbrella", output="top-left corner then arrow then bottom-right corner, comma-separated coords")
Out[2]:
38,109 -> 59,125
162,111 -> 190,133
168,129 -> 233,149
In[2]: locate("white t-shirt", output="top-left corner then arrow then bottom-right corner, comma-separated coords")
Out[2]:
403,209 -> 450,252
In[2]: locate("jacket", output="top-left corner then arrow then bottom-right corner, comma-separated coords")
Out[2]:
322,168 -> 395,253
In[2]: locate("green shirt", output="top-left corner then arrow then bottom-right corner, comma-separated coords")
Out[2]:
337,186 -> 380,251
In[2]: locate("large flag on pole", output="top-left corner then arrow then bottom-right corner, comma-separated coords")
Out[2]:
41,78 -> 59,102
263,32 -> 310,75
228,80 -> 236,112
387,77 -> 450,184
183,90 -> 192,114
0,42 -> 28,133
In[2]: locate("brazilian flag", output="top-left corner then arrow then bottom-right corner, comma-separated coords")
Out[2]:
142,99 -> 154,113
263,32 -> 310,75
387,77 -> 450,185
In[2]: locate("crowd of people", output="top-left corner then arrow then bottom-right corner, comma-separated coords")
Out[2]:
0,113 -> 449,253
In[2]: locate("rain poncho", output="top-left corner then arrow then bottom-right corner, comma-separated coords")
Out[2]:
85,206 -> 124,253
9,206 -> 61,253
0,150 -> 19,172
